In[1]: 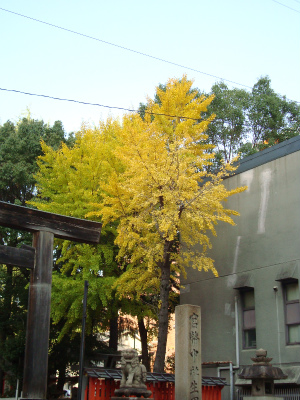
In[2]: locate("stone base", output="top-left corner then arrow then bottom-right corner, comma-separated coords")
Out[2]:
111,398 -> 153,400
113,386 -> 153,398
20,398 -> 45,400
243,397 -> 284,400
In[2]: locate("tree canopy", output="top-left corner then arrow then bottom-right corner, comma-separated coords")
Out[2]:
205,76 -> 300,162
30,77 -> 246,372
2,75 -> 296,377
29,121 -> 124,338
30,119 -> 163,368
205,82 -> 249,163
0,116 -> 72,395
86,76 -> 246,371
0,116 -> 73,205
247,76 -> 300,147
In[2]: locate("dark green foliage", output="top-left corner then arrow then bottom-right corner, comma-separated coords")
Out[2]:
207,77 -> 300,161
206,82 -> 249,163
0,115 -> 71,395
47,320 -> 109,397
247,76 -> 300,147
0,117 -> 72,205
0,265 -> 28,393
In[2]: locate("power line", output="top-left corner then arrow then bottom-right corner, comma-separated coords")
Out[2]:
1,7 -> 299,102
270,0 -> 300,13
1,86 -> 299,119
0,6 -> 253,90
0,87 -> 205,121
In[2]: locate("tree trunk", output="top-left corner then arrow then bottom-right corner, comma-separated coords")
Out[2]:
153,244 -> 172,373
0,365 -> 4,396
109,315 -> 119,351
3,265 -> 13,326
138,317 -> 150,371
0,265 -> 13,395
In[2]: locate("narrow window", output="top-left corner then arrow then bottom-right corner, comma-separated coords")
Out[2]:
242,289 -> 256,348
285,282 -> 300,344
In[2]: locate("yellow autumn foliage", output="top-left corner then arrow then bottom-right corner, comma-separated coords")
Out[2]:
30,119 -> 123,218
88,76 -> 246,280
30,76 -> 246,370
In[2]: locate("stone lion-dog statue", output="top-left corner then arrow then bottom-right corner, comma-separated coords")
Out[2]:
113,348 -> 152,398
120,348 -> 147,388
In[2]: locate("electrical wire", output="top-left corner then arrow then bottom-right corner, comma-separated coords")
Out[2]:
1,86 -> 299,120
270,0 -> 300,12
1,7 -> 299,103
0,7 -> 253,90
0,87 -> 205,121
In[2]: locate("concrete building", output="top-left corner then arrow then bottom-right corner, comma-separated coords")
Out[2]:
180,136 -> 300,400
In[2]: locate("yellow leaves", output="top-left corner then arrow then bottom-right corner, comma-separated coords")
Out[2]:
30,76 -> 246,297
151,77 -> 201,119
113,264 -> 160,301
29,119 -> 123,220
147,76 -> 215,147
96,76 -> 246,281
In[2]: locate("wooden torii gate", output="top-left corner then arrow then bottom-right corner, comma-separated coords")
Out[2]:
0,201 -> 102,400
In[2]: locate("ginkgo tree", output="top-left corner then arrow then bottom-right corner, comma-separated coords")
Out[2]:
29,120 -> 125,348
88,76 -> 246,372
29,119 -> 163,368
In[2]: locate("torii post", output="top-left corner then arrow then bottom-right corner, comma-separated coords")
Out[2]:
0,201 -> 102,400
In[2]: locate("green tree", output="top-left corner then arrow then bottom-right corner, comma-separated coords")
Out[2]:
247,76 -> 300,148
0,116 -> 71,395
30,120 -> 161,370
29,121 -> 132,350
201,77 -> 300,161
0,264 -> 28,395
0,116 -> 72,205
205,82 -> 249,163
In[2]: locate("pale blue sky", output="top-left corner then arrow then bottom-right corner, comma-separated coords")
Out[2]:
0,0 -> 299,134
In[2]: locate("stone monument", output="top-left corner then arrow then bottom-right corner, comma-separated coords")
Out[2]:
175,304 -> 202,400
112,348 -> 153,399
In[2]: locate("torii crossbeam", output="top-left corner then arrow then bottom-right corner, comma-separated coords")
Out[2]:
0,201 -> 102,400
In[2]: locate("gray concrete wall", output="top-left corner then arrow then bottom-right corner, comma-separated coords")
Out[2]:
180,138 -> 300,399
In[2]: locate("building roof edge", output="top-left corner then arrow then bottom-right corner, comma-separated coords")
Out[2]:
233,136 -> 300,176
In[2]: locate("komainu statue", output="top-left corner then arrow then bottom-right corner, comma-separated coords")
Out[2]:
113,348 -> 153,398
120,348 -> 147,388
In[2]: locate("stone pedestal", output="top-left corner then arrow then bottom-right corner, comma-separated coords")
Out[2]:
112,386 -> 152,398
111,398 -> 153,400
175,304 -> 201,400
244,397 -> 284,400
